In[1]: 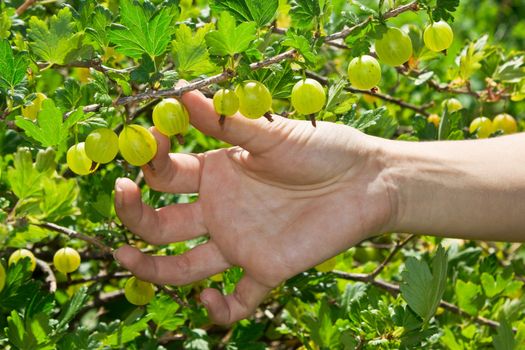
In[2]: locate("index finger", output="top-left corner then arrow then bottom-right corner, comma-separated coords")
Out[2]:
179,84 -> 292,154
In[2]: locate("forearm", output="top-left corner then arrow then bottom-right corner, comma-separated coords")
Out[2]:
378,134 -> 525,242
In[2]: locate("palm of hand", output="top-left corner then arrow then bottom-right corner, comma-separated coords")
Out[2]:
114,88 -> 392,324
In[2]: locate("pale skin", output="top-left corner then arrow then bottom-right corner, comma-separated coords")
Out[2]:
114,86 -> 525,325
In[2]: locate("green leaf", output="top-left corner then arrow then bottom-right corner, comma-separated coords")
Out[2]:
55,78 -> 82,111
15,99 -> 68,150
493,319 -> 515,350
210,0 -> 278,27
28,7 -> 83,65
400,245 -> 448,323
458,35 -> 488,80
348,106 -> 386,131
40,178 -> 79,221
172,24 -> 218,79
56,287 -> 89,333
0,40 -> 28,92
205,11 -> 257,57
108,0 -> 177,59
323,79 -> 358,117
147,294 -> 184,331
494,56 -> 524,83
282,31 -> 318,66
0,8 -> 12,40
6,148 -> 49,200
455,279 -> 480,316
290,0 -> 321,29
432,0 -> 460,22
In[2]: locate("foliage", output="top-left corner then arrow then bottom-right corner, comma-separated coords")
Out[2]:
0,0 -> 525,349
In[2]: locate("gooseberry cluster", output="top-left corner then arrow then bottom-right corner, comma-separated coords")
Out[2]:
469,113 -> 518,138
65,98 -> 191,175
348,20 -> 454,94
4,247 -> 82,278
213,78 -> 327,126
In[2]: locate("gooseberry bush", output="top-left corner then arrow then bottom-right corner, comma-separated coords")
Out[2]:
1,0 -> 525,349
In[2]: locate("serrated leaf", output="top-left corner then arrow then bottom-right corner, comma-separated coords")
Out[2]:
55,78 -> 82,111
205,12 -> 257,57
172,23 -> 217,79
494,56 -> 524,83
400,245 -> 448,323
455,279 -> 480,316
348,106 -> 386,131
432,0 -> 459,22
147,294 -> 184,331
0,40 -> 28,91
210,0 -> 278,27
458,35 -> 488,80
28,7 -> 82,65
15,99 -> 67,150
56,286 -> 89,333
282,31 -> 318,66
290,0 -> 321,29
108,0 -> 177,59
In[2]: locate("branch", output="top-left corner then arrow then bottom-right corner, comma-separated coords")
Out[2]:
306,71 -> 430,116
38,222 -> 113,255
332,270 -> 510,331
369,234 -> 415,280
66,1 -> 420,118
36,258 -> 57,293
37,221 -> 189,308
58,271 -> 132,286
16,0 -> 37,16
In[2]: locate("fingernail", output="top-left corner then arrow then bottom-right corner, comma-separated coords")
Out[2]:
115,178 -> 123,207
201,298 -> 209,308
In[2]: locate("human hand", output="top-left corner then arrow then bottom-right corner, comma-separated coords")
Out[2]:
113,87 -> 394,324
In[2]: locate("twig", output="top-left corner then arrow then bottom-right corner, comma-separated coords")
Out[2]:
38,222 -> 113,255
369,234 -> 415,280
306,71 -> 430,116
58,271 -> 132,286
159,285 -> 189,308
332,270 -> 510,331
36,258 -> 57,293
63,1 -> 419,119
16,0 -> 37,15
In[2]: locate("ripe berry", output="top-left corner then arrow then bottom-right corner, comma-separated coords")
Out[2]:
53,247 -> 81,274
493,113 -> 517,134
152,98 -> 189,138
347,55 -> 382,90
375,27 -> 413,66
424,21 -> 454,52
442,98 -> 463,113
469,117 -> 493,138
124,276 -> 155,305
0,264 -> 5,293
213,89 -> 239,117
235,81 -> 273,119
118,124 -> 158,166
8,249 -> 36,272
67,142 -> 97,175
291,78 -> 326,115
85,128 -> 119,164
21,93 -> 47,120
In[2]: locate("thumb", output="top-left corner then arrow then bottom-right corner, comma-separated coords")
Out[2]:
178,81 -> 292,154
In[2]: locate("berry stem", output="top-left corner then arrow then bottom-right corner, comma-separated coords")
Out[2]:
263,112 -> 274,122
175,134 -> 185,145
